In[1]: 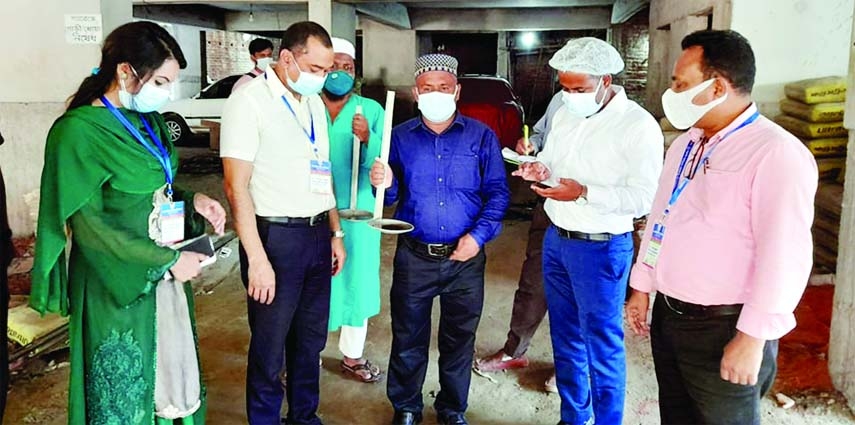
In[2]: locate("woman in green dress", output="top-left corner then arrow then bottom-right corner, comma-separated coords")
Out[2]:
30,21 -> 226,425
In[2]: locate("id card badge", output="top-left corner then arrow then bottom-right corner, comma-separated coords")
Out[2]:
159,201 -> 185,245
309,159 -> 333,195
642,222 -> 665,268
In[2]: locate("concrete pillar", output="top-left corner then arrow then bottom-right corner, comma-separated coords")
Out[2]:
0,0 -> 132,236
332,2 -> 357,43
497,32 -> 510,80
829,0 -> 855,412
309,0 -> 332,33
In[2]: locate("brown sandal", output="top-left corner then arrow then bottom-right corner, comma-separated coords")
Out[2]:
340,359 -> 384,383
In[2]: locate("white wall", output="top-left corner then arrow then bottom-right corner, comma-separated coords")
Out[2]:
1,0 -> 131,235
359,18 -> 416,89
731,0 -> 854,116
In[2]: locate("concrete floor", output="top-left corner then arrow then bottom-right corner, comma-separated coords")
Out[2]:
4,150 -> 855,424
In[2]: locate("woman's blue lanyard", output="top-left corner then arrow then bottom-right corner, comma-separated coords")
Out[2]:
666,110 -> 760,215
279,94 -> 318,158
100,96 -> 175,200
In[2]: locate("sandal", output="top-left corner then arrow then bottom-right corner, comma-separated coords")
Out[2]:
340,359 -> 384,383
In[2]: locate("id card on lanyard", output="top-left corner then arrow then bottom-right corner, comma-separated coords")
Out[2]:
280,93 -> 332,195
101,96 -> 185,245
641,110 -> 760,268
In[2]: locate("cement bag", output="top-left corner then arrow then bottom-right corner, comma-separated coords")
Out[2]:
774,115 -> 847,139
780,98 -> 844,123
816,157 -> 846,180
784,76 -> 846,104
802,138 -> 848,158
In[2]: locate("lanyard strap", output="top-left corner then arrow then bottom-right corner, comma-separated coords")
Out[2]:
667,110 -> 760,210
279,94 -> 318,157
100,96 -> 174,197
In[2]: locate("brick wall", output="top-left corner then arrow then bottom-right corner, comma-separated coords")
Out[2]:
611,7 -> 650,108
205,30 -> 277,83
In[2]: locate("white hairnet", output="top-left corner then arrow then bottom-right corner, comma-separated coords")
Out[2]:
548,37 -> 624,75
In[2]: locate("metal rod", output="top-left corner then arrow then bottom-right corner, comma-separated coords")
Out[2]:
373,91 -> 396,220
349,105 -> 363,211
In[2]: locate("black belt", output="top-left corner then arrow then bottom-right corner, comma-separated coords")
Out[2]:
257,211 -> 329,227
657,293 -> 743,318
401,235 -> 458,258
554,226 -> 613,242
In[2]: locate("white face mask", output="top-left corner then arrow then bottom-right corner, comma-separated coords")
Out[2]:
561,77 -> 605,118
417,88 -> 458,123
119,73 -> 172,113
661,78 -> 728,130
285,54 -> 327,96
256,57 -> 273,70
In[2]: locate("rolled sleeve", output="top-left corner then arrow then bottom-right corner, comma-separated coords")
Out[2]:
739,140 -> 817,340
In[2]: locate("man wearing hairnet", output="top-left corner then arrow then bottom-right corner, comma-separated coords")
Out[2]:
514,38 -> 663,425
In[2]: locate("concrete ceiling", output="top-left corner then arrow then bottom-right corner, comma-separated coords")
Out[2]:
132,0 -> 647,30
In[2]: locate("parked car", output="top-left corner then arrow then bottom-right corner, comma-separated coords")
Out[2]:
160,74 -> 241,144
457,75 -> 524,150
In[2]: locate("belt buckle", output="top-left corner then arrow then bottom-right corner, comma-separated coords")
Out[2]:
663,295 -> 685,315
308,213 -> 323,227
427,243 -> 448,257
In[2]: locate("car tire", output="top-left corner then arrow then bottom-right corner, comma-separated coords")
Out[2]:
162,113 -> 191,146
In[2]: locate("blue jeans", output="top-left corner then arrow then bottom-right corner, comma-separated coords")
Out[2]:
240,220 -> 332,425
543,227 -> 633,425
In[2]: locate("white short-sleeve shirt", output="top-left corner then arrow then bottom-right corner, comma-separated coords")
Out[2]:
220,66 -> 335,217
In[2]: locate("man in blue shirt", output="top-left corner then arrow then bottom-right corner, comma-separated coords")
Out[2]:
370,53 -> 510,425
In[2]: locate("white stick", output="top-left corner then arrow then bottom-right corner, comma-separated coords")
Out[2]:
349,105 -> 363,211
373,91 -> 396,220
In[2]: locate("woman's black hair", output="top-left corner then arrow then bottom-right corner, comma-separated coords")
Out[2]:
67,21 -> 187,110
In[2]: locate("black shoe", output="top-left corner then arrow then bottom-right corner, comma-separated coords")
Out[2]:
438,413 -> 468,425
392,411 -> 422,425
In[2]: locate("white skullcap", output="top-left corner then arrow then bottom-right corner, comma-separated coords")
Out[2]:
548,37 -> 624,75
331,37 -> 356,60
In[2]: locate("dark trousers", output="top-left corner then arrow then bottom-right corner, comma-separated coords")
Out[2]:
387,238 -> 486,418
543,227 -> 633,425
240,220 -> 332,425
651,295 -> 778,425
0,268 -> 7,418
503,200 -> 551,358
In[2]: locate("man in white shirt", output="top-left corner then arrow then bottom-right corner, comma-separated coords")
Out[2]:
232,38 -> 275,93
514,38 -> 663,425
220,21 -> 343,425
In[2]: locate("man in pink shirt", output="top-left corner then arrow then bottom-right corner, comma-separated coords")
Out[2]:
626,30 -> 818,424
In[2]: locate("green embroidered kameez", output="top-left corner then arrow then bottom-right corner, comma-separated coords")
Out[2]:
31,106 -> 206,425
326,95 -> 384,331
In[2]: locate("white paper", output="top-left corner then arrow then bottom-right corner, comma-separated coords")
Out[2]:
501,147 -> 537,165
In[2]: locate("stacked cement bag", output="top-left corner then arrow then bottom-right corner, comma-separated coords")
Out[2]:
774,76 -> 848,273
774,76 -> 847,182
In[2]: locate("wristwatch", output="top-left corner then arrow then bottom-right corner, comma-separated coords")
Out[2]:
576,185 -> 589,206
331,229 -> 345,239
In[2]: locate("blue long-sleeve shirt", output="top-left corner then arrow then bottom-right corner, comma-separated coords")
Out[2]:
385,113 -> 510,246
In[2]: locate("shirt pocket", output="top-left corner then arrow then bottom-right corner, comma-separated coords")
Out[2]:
449,154 -> 481,191
688,167 -> 746,216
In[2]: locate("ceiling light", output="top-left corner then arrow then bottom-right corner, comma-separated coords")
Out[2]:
520,32 -> 537,49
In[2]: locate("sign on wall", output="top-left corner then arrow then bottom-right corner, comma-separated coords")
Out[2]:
64,14 -> 102,45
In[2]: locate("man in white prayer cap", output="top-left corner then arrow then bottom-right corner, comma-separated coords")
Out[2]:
321,37 -> 387,384
513,37 -> 663,425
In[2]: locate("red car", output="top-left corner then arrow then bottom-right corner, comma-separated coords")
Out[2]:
457,75 -> 525,150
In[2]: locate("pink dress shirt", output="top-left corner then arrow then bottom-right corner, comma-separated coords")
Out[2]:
630,104 -> 818,340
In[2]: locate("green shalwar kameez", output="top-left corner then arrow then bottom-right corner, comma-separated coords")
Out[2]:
326,94 -> 384,330
30,106 -> 206,425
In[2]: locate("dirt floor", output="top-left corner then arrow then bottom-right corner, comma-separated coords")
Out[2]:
4,148 -> 854,424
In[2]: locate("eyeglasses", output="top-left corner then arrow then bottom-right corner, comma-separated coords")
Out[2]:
684,137 -> 708,180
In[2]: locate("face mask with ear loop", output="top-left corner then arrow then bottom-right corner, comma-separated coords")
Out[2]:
285,52 -> 327,96
118,66 -> 172,113
661,78 -> 728,130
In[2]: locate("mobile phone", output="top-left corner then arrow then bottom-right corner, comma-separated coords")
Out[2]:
532,182 -> 552,190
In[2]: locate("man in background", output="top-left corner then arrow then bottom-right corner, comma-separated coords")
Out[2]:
232,38 -> 275,93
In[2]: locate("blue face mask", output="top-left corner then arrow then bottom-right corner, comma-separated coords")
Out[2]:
323,70 -> 355,96
119,67 -> 171,113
